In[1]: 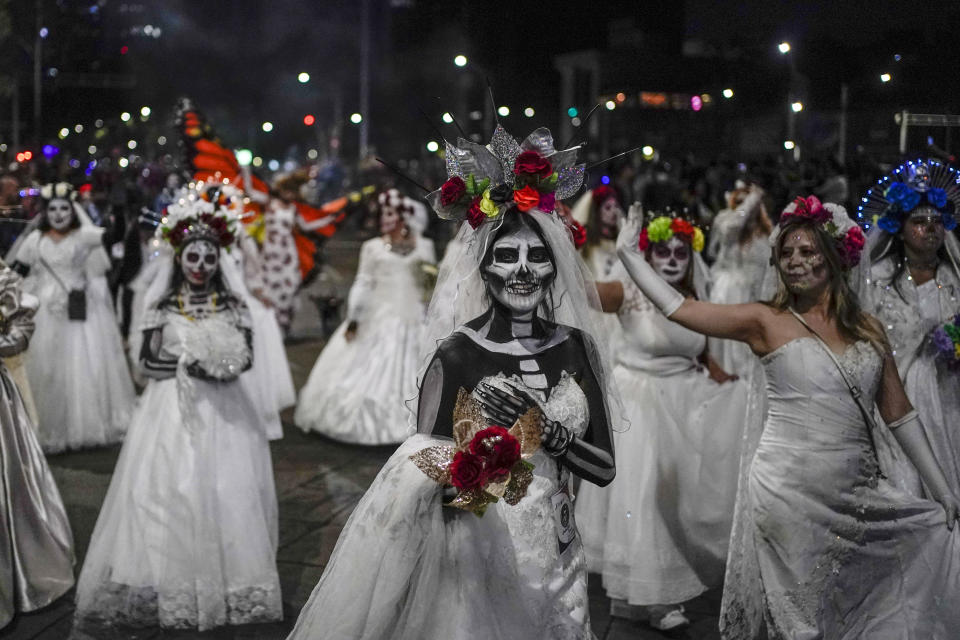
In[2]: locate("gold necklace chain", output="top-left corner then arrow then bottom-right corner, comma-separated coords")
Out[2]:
177,291 -> 218,321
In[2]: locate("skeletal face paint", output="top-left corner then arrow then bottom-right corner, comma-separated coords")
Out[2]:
901,208 -> 944,257
380,206 -> 402,234
180,239 -> 219,288
649,236 -> 691,285
46,198 -> 74,231
484,225 -> 555,314
778,228 -> 828,293
598,197 -> 623,237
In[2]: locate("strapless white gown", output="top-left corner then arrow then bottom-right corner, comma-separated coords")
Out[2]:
287,372 -> 595,640
721,337 -> 960,639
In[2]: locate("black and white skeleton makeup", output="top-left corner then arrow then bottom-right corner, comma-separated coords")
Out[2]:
45,198 -> 75,232
179,239 -> 219,290
416,209 -> 616,487
649,236 -> 691,285
483,225 -> 556,315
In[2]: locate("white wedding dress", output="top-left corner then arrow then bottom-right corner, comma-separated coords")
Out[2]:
74,306 -> 282,632
708,210 -> 768,375
288,372 -> 594,640
14,228 -> 135,452
721,337 -> 960,639
577,264 -> 747,604
866,257 -> 960,497
295,236 -> 435,444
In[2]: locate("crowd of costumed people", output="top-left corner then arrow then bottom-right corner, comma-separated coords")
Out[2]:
1,94 -> 960,640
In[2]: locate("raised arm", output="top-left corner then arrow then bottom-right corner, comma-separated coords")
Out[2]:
615,206 -> 773,354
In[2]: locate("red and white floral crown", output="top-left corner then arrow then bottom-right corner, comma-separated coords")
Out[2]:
774,195 -> 865,269
160,189 -> 237,253
428,126 -> 585,230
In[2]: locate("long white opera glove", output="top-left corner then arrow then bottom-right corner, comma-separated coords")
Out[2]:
615,203 -> 685,317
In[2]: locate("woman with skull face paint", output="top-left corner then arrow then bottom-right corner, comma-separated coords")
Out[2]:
7,182 -> 135,453
576,212 -> 747,631
859,161 -> 960,499
570,185 -> 624,280
294,188 -> 436,444
616,196 -> 960,639
288,127 -> 621,639
74,199 -> 283,633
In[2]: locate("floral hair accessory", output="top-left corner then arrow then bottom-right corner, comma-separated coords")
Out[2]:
427,125 -> 585,227
776,196 -> 864,269
39,182 -> 75,202
858,159 -> 960,233
636,214 -> 705,253
409,388 -> 542,517
592,184 -> 619,205
160,192 -> 237,253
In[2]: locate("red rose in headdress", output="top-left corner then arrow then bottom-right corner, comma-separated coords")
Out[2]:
513,186 -> 541,212
670,218 -> 695,242
592,185 -> 618,205
440,177 -> 467,206
466,197 -> 485,229
638,228 -> 650,251
514,151 -> 553,179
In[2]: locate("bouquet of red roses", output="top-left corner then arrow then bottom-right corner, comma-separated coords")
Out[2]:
410,388 -> 542,516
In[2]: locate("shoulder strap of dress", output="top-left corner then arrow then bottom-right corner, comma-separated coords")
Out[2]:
788,307 -> 884,476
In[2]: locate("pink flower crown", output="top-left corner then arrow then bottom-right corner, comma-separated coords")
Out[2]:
778,195 -> 865,269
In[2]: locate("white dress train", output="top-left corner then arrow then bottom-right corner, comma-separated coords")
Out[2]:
74,308 -> 282,632
288,372 -> 595,640
294,236 -> 435,444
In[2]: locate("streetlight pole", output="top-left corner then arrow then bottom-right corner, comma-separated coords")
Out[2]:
33,0 -> 42,146
358,0 -> 370,158
839,83 -> 848,165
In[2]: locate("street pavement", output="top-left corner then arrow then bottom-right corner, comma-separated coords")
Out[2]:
2,239 -> 723,639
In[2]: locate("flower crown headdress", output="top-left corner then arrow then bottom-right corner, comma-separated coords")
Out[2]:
858,158 -> 960,233
39,182 -> 75,202
636,209 -> 705,253
776,195 -> 865,269
159,187 -> 238,253
427,125 -> 585,230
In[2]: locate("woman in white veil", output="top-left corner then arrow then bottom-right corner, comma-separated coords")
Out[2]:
288,125 -> 624,640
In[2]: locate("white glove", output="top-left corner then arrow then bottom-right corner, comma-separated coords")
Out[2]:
615,203 -> 685,317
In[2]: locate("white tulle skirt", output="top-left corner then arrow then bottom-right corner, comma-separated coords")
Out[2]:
74,375 -> 282,632
26,277 -> 135,452
294,313 -> 422,444
577,363 -> 747,605
288,434 -> 594,640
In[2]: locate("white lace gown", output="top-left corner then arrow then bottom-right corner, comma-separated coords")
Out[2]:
708,210 -> 768,375
15,228 -> 135,452
721,337 -> 960,639
295,236 -> 435,444
867,257 -> 960,497
577,264 -> 747,604
288,372 -> 595,640
74,308 -> 282,632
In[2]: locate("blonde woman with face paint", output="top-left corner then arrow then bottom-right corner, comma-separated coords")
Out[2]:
861,164 -> 960,500
617,196 -> 960,639
576,212 -> 747,632
7,182 -> 135,452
